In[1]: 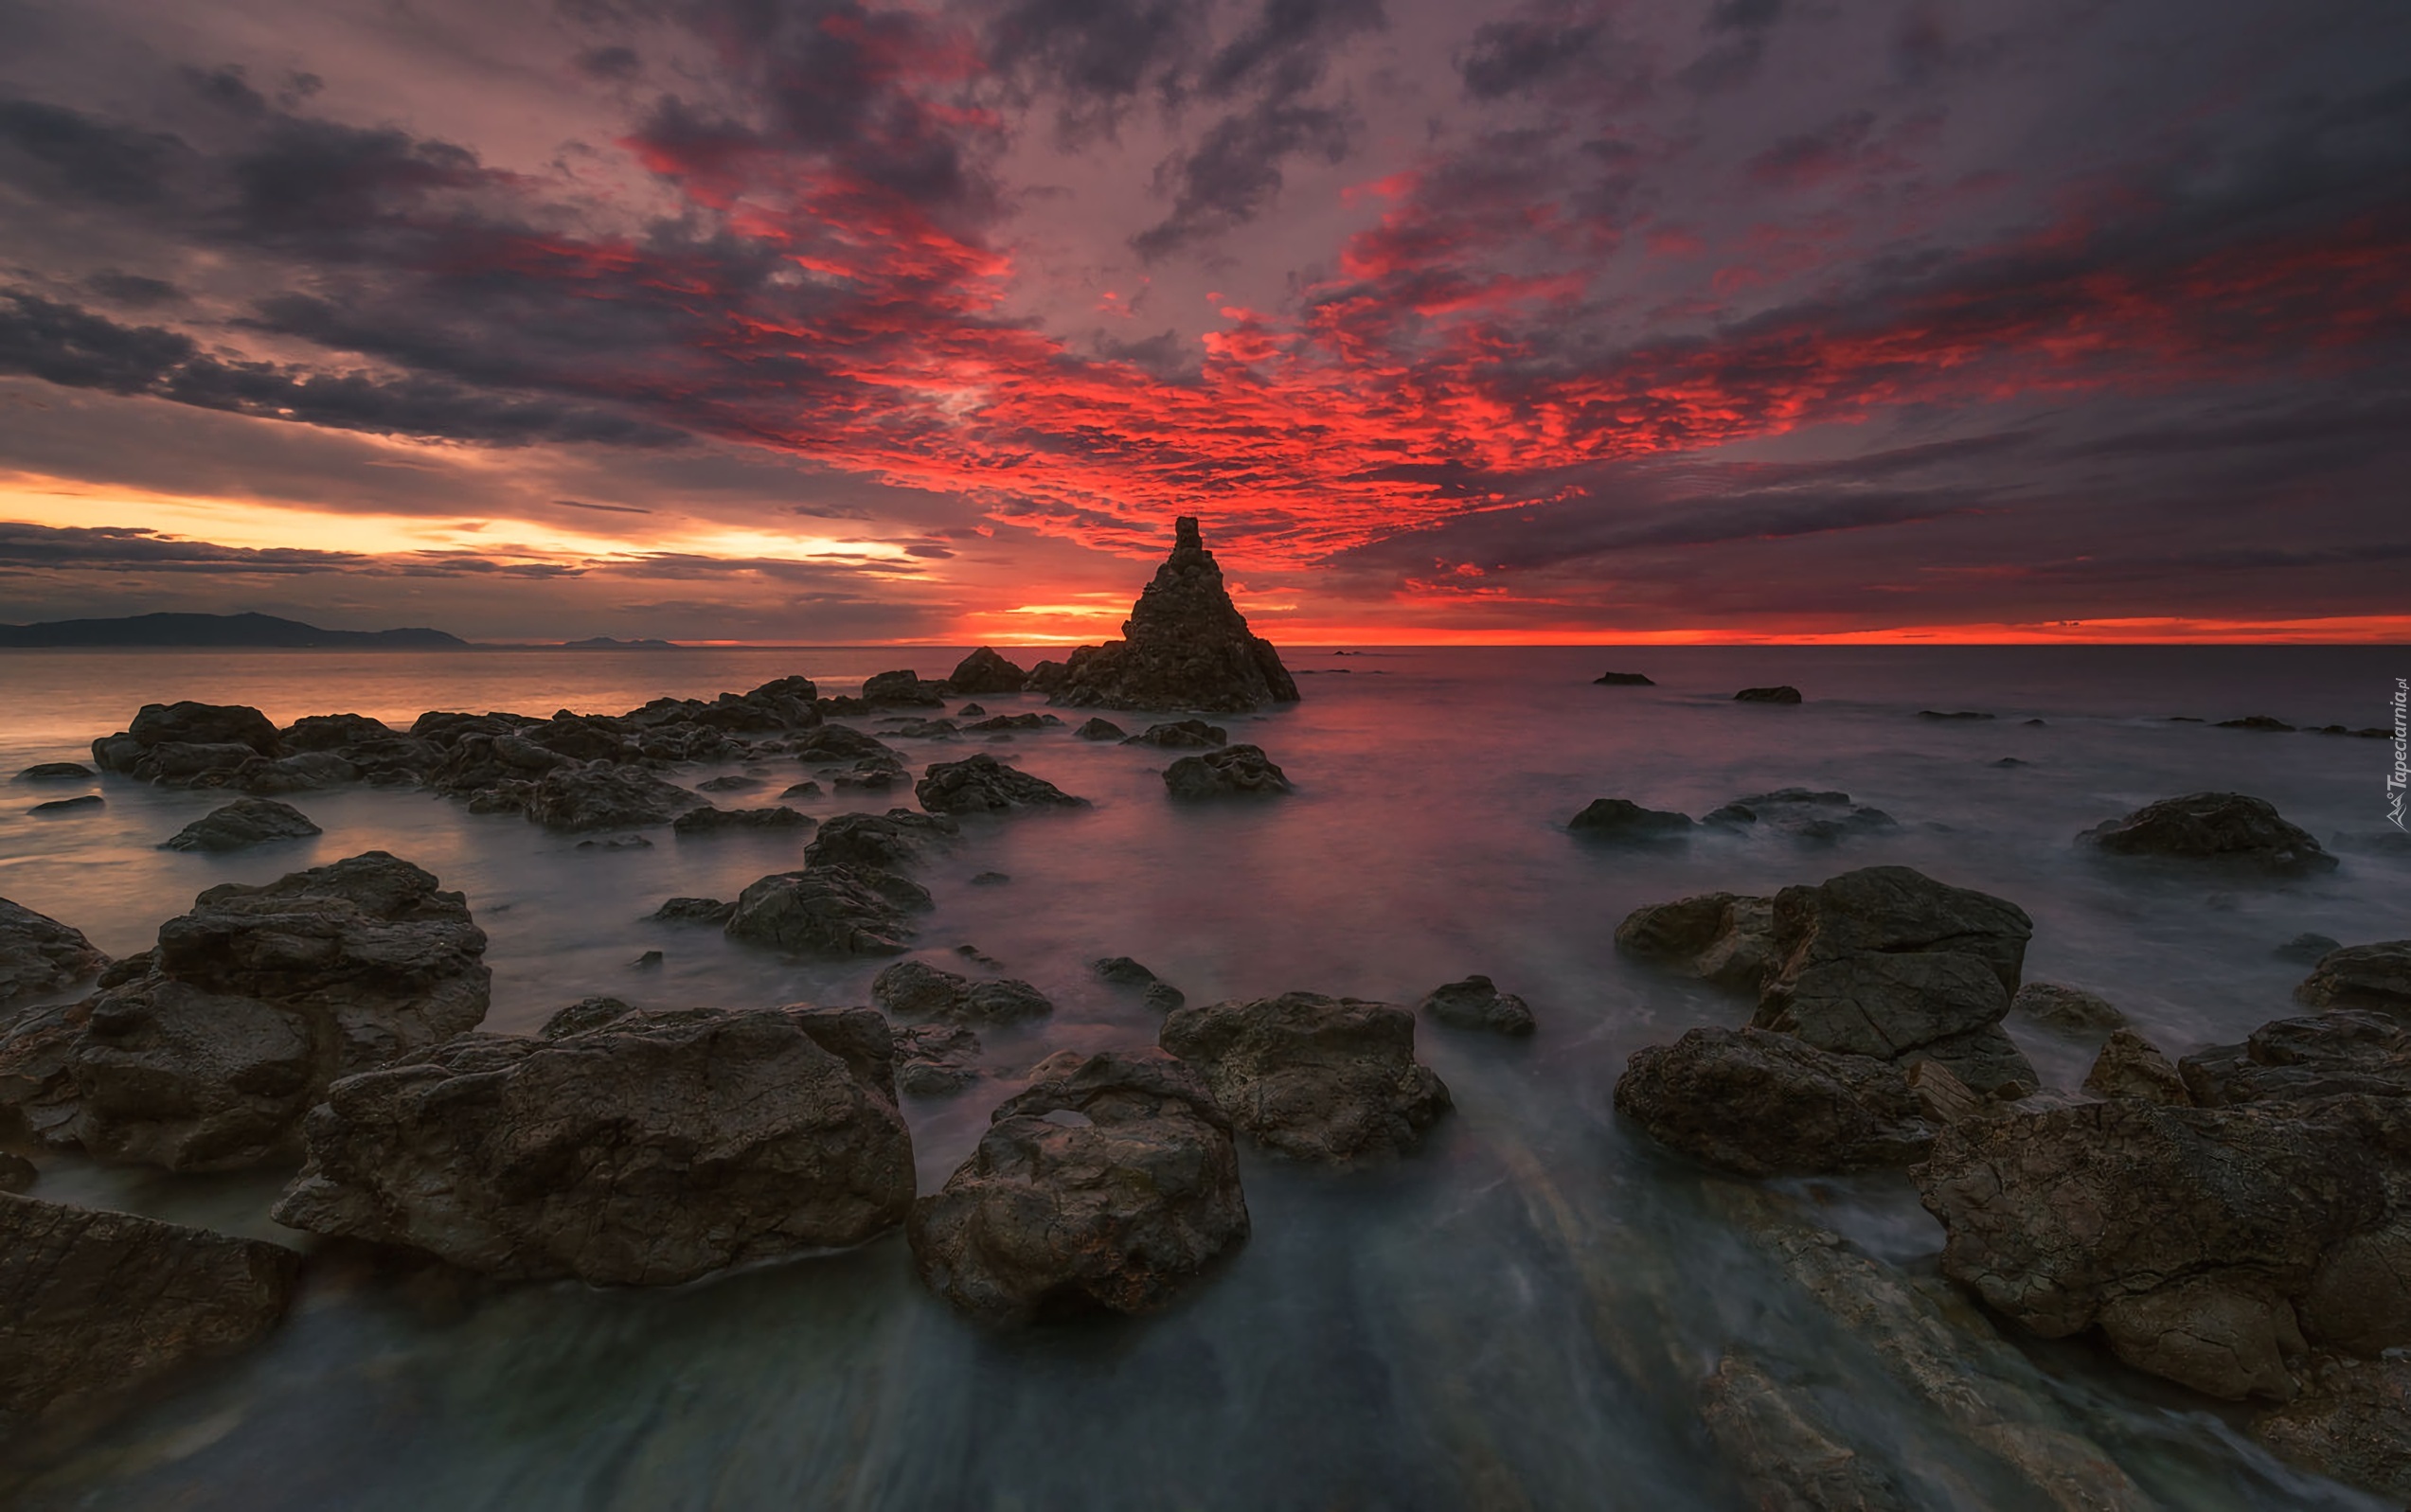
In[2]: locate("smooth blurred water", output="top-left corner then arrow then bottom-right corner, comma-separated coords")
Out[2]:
1,645 -> 2404,1510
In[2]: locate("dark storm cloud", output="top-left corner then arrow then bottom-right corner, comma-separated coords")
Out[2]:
0,98 -> 189,205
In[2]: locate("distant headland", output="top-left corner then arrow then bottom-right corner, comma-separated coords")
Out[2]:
0,614 -> 688,650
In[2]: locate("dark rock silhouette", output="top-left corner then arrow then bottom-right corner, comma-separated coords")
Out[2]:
1616,1026 -> 1938,1176
2081,792 -> 2336,875
1616,893 -> 1777,992
1123,719 -> 1227,748
1418,975 -> 1535,1036
1163,745 -> 1290,798
1074,718 -> 1125,740
1593,671 -> 1653,685
1049,518 -> 1300,713
1569,798 -> 1693,840
1734,686 -> 1802,704
871,960 -> 1053,1024
160,798 -> 322,853
724,867 -> 928,956
946,648 -> 1028,695
2294,941 -> 2411,1015
916,754 -> 1085,814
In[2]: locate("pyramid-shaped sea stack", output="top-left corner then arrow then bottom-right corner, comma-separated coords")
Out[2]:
1048,517 -> 1301,714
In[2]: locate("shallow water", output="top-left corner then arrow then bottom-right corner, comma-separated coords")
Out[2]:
1,645 -> 2405,1509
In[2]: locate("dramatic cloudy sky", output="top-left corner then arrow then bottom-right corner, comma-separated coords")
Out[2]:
1,0 -> 2405,642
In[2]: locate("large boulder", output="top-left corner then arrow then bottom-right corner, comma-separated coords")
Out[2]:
1163,744 -> 1290,798
1157,991 -> 1451,1164
723,867 -> 929,956
2295,940 -> 2411,1016
2180,1012 -> 2411,1108
277,713 -> 398,752
1048,517 -> 1300,713
91,702 -> 283,775
945,648 -> 1028,695
1754,866 -> 2037,1096
915,754 -> 1085,814
0,899 -> 108,1009
1614,892 -> 1777,992
858,669 -> 948,709
524,762 -> 694,830
0,1194 -> 300,1446
271,1006 -> 914,1286
160,797 -> 322,853
907,1049 -> 1249,1325
9,852 -> 491,1170
871,960 -> 1053,1024
2080,792 -> 2336,875
803,809 -> 959,869
1616,1027 -> 1938,1177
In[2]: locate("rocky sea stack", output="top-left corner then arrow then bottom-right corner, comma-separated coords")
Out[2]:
1049,517 -> 1300,714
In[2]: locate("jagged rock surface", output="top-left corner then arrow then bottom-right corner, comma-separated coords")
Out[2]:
1048,517 -> 1300,713
1163,744 -> 1290,798
1157,991 -> 1451,1164
945,648 -> 1028,695
1615,892 -> 1777,992
916,754 -> 1085,814
2294,940 -> 2411,1015
0,899 -> 109,1009
1616,1027 -> 1938,1176
803,809 -> 958,870
723,867 -> 929,956
871,960 -> 1053,1024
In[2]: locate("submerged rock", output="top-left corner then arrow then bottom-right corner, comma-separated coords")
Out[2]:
159,798 -> 322,853
1697,1351 -> 1910,1511
2294,940 -> 2411,1015
1704,788 -> 1896,842
803,809 -> 959,869
2275,932 -> 2343,965
1615,892 -> 1777,993
916,754 -> 1085,814
1568,797 -> 1692,840
1048,517 -> 1299,714
272,1005 -> 914,1286
0,1193 -> 301,1445
723,867 -> 928,957
15,763 -> 93,780
945,647 -> 1028,695
27,796 -> 103,817
1157,991 -> 1451,1164
2080,792 -> 2336,875
1616,1027 -> 1937,1176
870,960 -> 1053,1024
1163,744 -> 1290,798
2009,982 -> 2126,1034
795,726 -> 901,765
1417,975 -> 1535,1037
1734,685 -> 1803,703
907,1049 -> 1249,1325
670,805 -> 811,835
0,898 -> 109,1009
650,896 -> 735,925
1122,719 -> 1227,748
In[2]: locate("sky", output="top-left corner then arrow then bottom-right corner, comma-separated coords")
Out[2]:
0,0 -> 2406,645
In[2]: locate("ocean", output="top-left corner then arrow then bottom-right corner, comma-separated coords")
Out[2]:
2,644 -> 2405,1509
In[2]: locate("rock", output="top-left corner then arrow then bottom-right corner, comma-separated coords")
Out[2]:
0,1152 -> 31,1193
2081,1028 -> 2191,1105
1074,718 -> 1126,740
33,852 -> 491,1171
1905,1059 -> 1986,1127
1026,659 -> 1068,694
1704,788 -> 1896,842
780,780 -> 822,798
2274,932 -> 2343,964
962,714 -> 1048,733
1918,710 -> 1994,720
1734,686 -> 1803,703
2294,940 -> 2411,1015
94,703 -> 284,774
2216,715 -> 2295,732
803,809 -> 959,869
694,774 -> 760,793
2009,982 -> 2126,1034
956,703 -> 987,718
27,795 -> 103,817
2080,791 -> 2336,875
524,763 -> 695,830
916,754 -> 1085,814
631,950 -> 663,968
1697,1352 -> 1909,1512
0,899 -> 109,1009
1157,991 -> 1451,1164
670,805 -> 811,835
1095,956 -> 1164,987
277,713 -> 397,752
15,763 -> 92,780
1991,756 -> 2028,768
946,648 -> 1029,695
971,871 -> 1011,885
2253,1355 -> 2411,1502
1163,744 -> 1290,798
1592,671 -> 1654,685
1615,1027 -> 1937,1176
1417,975 -> 1535,1037
1911,1095 -> 2399,1400
1615,892 -> 1778,992
1567,798 -> 1692,840
1047,517 -> 1299,713
271,1005 -> 915,1286
724,867 -> 929,957
2180,1012 -> 2411,1107
870,960 -> 1052,1024
0,1193 -> 300,1444
650,896 -> 734,925
860,669 -> 947,708
1754,866 -> 2036,1095
894,1023 -> 981,1096
159,797 -> 322,853
795,726 -> 900,765
540,996 -> 635,1038
1122,719 -> 1227,748
906,1048 -> 1248,1325
1898,1025 -> 2039,1100
1143,982 -> 1186,1012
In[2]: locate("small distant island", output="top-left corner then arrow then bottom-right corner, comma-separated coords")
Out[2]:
0,612 -> 467,649
562,636 -> 685,650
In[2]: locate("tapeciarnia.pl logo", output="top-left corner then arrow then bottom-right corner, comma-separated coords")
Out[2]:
2388,676 -> 2407,831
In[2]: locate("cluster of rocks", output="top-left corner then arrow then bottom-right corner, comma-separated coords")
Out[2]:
1569,788 -> 1897,845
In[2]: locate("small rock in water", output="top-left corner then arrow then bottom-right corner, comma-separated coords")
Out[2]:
916,754 -> 1086,814
1163,745 -> 1290,798
651,896 -> 735,924
970,871 -> 1011,885
946,647 -> 1029,696
1615,1027 -> 1937,1176
632,950 -> 664,969
1991,756 -> 2029,768
1568,797 -> 1692,841
27,794 -> 103,817
1158,991 -> 1451,1164
2273,932 -> 2342,965
1418,975 -> 1535,1037
15,762 -> 93,780
956,703 -> 987,718
1705,788 -> 1895,843
2010,982 -> 2126,1034
723,867 -> 928,956
696,774 -> 761,792
1143,981 -> 1186,1012
2080,792 -> 2335,875
1074,718 -> 1125,740
1733,685 -> 1802,703
871,959 -> 1052,1023
954,943 -> 1004,968
2292,939 -> 2411,1015
804,809 -> 958,870
2023,718 -> 2046,726
1122,719 -> 1227,749
1919,709 -> 1994,720
671,805 -> 812,835
1592,671 -> 1653,685
575,833 -> 653,850
1095,956 -> 1163,986
779,780 -> 823,798
2215,715 -> 2295,732
159,797 -> 322,853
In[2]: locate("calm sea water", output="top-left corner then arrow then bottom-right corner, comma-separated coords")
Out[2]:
1,645 -> 2404,1510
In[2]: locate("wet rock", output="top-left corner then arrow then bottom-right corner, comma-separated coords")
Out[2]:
0,899 -> 109,1009
724,867 -> 928,957
2180,1012 -> 2411,1107
33,852 -> 491,1171
1143,982 -> 1186,1012
1592,671 -> 1654,685
1163,744 -> 1290,798
1616,1027 -> 1937,1176
1734,685 -> 1803,703
871,960 -> 1053,1024
1615,892 -> 1777,993
271,1005 -> 914,1286
0,1193 -> 301,1445
277,713 -> 397,752
631,950 -> 663,968
795,725 -> 900,765
540,996 -> 635,1038
92,703 -> 284,777
1048,517 -> 1299,714
1704,788 -> 1896,842
1095,956 -> 1164,987
945,647 -> 1028,695
524,763 -> 695,830
1918,710 -> 1994,720
888,718 -> 960,738
971,871 -> 1011,885
956,703 -> 987,718
779,780 -> 823,799
2253,1355 -> 2411,1502
1026,658 -> 1069,694
695,774 -> 760,793
671,805 -> 812,835
1122,719 -> 1227,748
803,809 -> 959,870
2293,939 -> 2411,1015
1157,991 -> 1451,1164
1417,975 -> 1535,1037
908,1048 -> 1248,1325
2009,982 -> 2126,1034
2216,716 -> 2296,732
2081,1028 -> 2192,1105
159,797 -> 322,853
27,796 -> 103,817
2079,791 -> 2336,875
1697,1352 -> 1910,1512
1755,866 -> 2036,1096
0,1152 -> 30,1193
15,763 -> 92,780
894,1023 -> 981,1096
916,753 -> 1085,814
1567,797 -> 1692,840
1990,756 -> 2028,768
2274,932 -> 2342,965
860,669 -> 948,709
963,713 -> 1049,733
651,897 -> 734,925
1074,718 -> 1125,740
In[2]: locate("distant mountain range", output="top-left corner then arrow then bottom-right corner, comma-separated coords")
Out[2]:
0,612 -> 469,649
562,636 -> 685,650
